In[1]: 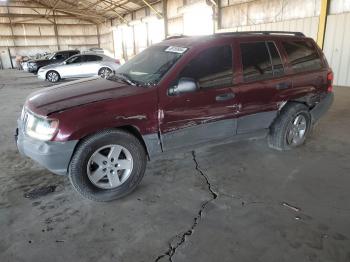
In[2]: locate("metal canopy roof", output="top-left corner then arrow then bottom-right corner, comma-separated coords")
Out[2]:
0,0 -> 161,24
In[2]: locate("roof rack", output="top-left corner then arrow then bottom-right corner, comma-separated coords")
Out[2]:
215,31 -> 305,37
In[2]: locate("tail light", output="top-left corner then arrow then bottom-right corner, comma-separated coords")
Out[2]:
327,71 -> 333,93
115,59 -> 120,65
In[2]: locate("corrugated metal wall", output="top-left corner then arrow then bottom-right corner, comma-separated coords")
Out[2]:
217,16 -> 319,40
0,6 -> 100,67
219,0 -> 321,28
111,2 -> 164,61
323,12 -> 350,86
98,22 -> 114,58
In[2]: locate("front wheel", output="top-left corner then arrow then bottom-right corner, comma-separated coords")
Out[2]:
46,70 -> 60,83
268,103 -> 311,151
69,129 -> 147,201
98,67 -> 112,79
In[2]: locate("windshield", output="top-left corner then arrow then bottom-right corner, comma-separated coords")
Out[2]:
48,53 -> 55,60
112,45 -> 187,86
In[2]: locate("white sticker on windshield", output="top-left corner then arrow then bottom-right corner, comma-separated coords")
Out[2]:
165,46 -> 188,54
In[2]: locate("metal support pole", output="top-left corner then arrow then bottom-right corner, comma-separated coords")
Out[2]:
217,0 -> 222,31
141,0 -> 163,18
97,24 -> 101,48
162,0 -> 168,37
53,11 -> 61,50
317,0 -> 329,49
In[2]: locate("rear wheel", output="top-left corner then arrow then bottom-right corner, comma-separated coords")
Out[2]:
268,103 -> 311,150
69,129 -> 147,201
98,67 -> 112,79
46,70 -> 60,83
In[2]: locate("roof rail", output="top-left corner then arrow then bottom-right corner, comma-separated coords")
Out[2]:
164,34 -> 188,40
216,31 -> 305,37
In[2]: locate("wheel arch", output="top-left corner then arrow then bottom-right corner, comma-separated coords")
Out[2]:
46,69 -> 61,80
98,66 -> 113,74
71,125 -> 152,162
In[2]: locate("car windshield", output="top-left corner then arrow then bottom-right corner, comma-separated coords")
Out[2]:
111,45 -> 187,86
48,53 -> 56,60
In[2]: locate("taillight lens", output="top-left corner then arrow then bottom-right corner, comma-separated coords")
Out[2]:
115,59 -> 120,64
327,71 -> 333,93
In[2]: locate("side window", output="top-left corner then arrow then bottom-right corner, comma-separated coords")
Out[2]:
240,42 -> 273,82
62,53 -> 70,59
85,55 -> 103,62
267,42 -> 284,76
66,56 -> 83,64
282,41 -> 323,73
178,45 -> 233,89
53,54 -> 64,60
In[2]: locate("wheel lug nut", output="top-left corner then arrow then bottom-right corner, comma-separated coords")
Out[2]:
103,161 -> 107,165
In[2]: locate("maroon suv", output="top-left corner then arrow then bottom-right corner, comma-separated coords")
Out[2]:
16,31 -> 334,201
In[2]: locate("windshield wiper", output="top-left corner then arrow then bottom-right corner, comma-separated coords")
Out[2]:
109,73 -> 139,86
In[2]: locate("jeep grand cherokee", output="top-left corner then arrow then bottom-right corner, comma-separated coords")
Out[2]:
16,31 -> 334,201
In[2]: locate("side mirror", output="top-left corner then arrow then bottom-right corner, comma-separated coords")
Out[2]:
169,77 -> 198,96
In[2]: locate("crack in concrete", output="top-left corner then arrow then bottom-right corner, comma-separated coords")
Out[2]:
155,151 -> 218,262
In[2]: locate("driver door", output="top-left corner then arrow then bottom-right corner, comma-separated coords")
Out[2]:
60,55 -> 85,78
159,44 -> 240,151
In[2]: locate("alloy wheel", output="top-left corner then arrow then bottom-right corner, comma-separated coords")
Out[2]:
99,68 -> 112,79
87,144 -> 133,189
47,72 -> 58,82
286,114 -> 307,146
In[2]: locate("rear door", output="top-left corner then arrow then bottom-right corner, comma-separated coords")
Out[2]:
80,55 -> 103,76
235,40 -> 289,134
159,44 -> 240,151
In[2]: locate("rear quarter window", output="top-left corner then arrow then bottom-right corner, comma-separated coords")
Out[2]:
282,40 -> 323,73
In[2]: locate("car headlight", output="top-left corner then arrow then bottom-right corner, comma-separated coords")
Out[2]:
24,111 -> 59,141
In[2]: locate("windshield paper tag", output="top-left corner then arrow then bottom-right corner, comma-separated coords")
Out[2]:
165,46 -> 188,54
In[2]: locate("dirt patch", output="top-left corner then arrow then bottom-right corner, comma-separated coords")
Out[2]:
24,185 -> 57,199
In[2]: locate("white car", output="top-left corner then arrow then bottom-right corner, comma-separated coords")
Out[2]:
38,53 -> 120,82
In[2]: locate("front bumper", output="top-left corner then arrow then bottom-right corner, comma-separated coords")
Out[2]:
28,66 -> 37,73
310,92 -> 334,123
16,120 -> 78,175
37,70 -> 46,80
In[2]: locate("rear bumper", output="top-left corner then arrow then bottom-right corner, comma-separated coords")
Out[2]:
310,92 -> 334,123
16,121 -> 78,175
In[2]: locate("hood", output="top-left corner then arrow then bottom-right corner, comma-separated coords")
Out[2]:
41,63 -> 61,70
26,77 -> 145,115
31,58 -> 50,63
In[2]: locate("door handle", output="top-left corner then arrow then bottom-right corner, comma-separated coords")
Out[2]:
275,82 -> 290,90
216,93 -> 235,102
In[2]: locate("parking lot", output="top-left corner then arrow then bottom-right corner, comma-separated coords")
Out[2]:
0,69 -> 349,261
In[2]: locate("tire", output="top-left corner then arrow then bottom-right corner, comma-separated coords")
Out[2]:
268,103 -> 311,151
98,67 -> 112,79
69,129 -> 147,202
46,70 -> 60,83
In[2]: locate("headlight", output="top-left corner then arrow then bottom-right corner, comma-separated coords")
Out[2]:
24,111 -> 59,141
